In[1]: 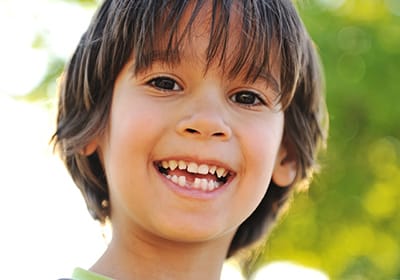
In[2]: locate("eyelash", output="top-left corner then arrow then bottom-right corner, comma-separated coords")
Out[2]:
147,76 -> 182,91
146,76 -> 268,108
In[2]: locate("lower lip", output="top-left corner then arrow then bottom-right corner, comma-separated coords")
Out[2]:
155,168 -> 231,200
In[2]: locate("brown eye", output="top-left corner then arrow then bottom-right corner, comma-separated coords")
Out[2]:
148,77 -> 182,91
230,91 -> 265,106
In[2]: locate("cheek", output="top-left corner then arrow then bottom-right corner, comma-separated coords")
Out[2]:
240,114 -> 284,174
100,94 -> 162,183
108,94 -> 168,150
234,115 -> 284,212
101,97 -> 167,216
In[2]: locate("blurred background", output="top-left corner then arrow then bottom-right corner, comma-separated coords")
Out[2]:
0,0 -> 399,279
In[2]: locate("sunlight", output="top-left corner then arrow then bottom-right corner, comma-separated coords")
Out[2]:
0,0 -> 94,96
0,96 -> 107,279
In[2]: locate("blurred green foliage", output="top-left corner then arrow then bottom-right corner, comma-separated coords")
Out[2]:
31,0 -> 399,279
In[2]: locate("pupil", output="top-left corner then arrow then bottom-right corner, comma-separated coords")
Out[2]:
238,93 -> 255,104
156,78 -> 174,90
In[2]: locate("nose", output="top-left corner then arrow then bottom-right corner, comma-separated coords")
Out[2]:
176,98 -> 232,141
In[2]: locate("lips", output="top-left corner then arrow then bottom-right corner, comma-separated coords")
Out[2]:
155,159 -> 234,192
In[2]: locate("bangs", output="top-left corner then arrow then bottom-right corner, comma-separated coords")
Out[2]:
102,0 -> 307,108
110,0 -> 301,108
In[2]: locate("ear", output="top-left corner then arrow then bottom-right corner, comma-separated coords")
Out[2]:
272,140 -> 297,187
79,138 -> 98,156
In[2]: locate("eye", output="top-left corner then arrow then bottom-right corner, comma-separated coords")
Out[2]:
230,91 -> 266,107
147,76 -> 182,91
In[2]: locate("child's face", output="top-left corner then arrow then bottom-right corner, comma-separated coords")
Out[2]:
91,7 -> 292,245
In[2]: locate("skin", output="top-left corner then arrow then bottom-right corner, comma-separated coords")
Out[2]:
86,5 -> 296,280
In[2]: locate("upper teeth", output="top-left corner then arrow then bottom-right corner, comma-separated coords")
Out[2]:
161,160 -> 228,178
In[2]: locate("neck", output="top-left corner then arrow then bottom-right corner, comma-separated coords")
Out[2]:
91,226 -> 234,280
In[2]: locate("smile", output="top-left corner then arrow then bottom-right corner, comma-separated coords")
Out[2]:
155,159 -> 234,192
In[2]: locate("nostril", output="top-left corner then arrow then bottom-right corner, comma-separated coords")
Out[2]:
183,128 -> 227,138
212,132 -> 225,137
177,119 -> 232,140
185,128 -> 199,134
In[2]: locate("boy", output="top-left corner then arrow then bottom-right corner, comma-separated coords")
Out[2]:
54,0 -> 327,279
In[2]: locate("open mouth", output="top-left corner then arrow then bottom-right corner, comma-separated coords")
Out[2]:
155,159 -> 234,192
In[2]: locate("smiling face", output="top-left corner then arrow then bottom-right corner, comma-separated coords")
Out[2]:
88,4 -> 295,246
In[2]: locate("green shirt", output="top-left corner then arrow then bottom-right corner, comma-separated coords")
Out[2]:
71,268 -> 113,280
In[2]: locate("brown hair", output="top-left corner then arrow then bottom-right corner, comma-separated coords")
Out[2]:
53,0 -> 327,258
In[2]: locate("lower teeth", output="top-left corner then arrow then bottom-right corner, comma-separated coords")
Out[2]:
165,174 -> 220,191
